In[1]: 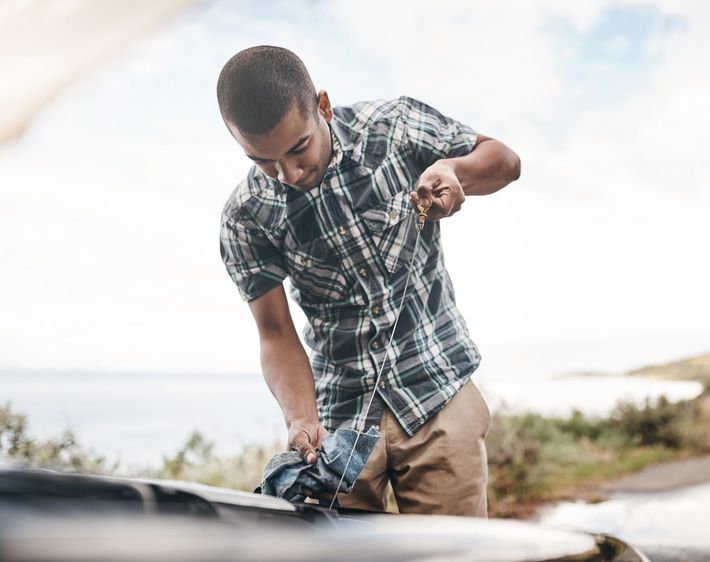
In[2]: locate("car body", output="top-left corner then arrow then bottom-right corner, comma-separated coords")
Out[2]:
0,467 -> 648,562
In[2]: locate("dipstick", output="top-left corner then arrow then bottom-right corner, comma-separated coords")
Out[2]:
417,203 -> 429,231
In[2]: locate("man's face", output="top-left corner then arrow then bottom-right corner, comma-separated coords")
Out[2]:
228,92 -> 334,191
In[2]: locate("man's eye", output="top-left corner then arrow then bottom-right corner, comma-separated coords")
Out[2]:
291,146 -> 307,155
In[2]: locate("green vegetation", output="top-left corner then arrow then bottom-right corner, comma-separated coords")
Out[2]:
486,393 -> 710,517
0,403 -> 280,493
0,403 -> 113,473
3,383 -> 710,519
152,430 -> 282,492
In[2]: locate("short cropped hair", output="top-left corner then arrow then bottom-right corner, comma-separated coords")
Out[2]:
216,45 -> 317,135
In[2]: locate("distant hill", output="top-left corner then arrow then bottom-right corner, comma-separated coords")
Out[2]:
629,353 -> 710,387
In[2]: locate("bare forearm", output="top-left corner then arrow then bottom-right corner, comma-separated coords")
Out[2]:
260,335 -> 319,429
247,284 -> 325,463
444,138 -> 521,196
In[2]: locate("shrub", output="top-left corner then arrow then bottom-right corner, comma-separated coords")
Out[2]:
486,412 -> 542,502
0,402 -> 111,473
608,396 -> 706,450
150,431 -> 283,492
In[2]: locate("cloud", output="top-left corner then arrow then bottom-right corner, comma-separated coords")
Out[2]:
321,0 -> 710,343
326,0 -> 568,133
1,0 -> 708,373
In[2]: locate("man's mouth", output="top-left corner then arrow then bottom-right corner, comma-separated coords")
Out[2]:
293,170 -> 319,190
295,176 -> 312,188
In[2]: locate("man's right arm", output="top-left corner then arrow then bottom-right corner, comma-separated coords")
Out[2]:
248,283 -> 327,464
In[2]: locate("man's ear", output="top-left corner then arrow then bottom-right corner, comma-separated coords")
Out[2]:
317,90 -> 333,123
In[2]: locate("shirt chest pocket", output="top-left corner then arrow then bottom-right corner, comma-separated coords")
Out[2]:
358,190 -> 416,275
283,237 -> 351,302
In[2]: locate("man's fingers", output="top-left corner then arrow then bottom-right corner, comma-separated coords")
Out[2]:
291,430 -> 318,464
414,181 -> 434,209
412,176 -> 464,220
298,443 -> 317,464
302,487 -> 334,501
315,426 -> 329,450
409,191 -> 418,208
437,189 -> 453,216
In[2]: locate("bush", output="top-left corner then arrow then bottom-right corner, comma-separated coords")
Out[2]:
149,431 -> 283,492
609,396 -> 707,450
0,402 -> 111,473
485,392 -> 710,517
554,409 -> 607,441
486,413 -> 542,502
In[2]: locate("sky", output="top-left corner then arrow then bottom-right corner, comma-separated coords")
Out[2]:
1,0 -> 709,376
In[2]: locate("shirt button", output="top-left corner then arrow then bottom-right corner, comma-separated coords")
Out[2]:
371,341 -> 380,350
379,381 -> 386,390
389,210 -> 398,221
358,267 -> 368,277
370,305 -> 381,315
338,225 -> 346,235
298,256 -> 307,265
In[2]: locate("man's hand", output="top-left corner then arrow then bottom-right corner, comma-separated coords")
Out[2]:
288,420 -> 329,464
409,160 -> 465,222
289,421 -> 335,502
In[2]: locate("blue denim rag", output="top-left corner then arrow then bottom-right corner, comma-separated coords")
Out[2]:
260,426 -> 380,505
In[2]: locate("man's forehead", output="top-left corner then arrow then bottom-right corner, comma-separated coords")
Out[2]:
231,107 -> 314,159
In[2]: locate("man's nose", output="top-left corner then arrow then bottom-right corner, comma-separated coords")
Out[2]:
276,160 -> 303,186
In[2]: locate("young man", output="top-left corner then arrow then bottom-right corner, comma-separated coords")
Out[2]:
218,46 -> 520,516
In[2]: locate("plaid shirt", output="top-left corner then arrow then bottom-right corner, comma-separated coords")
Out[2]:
220,96 -> 481,436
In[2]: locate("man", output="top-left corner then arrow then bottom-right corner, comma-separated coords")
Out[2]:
218,45 -> 520,516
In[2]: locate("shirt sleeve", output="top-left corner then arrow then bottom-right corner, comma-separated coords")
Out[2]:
220,210 -> 287,302
399,96 -> 478,170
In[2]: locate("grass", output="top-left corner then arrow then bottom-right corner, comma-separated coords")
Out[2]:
484,391 -> 710,517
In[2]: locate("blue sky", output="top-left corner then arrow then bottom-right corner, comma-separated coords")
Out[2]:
1,0 -> 708,375
552,5 -> 683,95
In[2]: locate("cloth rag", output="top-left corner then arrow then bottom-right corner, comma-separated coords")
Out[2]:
260,426 -> 380,506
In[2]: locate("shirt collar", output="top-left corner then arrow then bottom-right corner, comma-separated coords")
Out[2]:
328,115 -> 364,168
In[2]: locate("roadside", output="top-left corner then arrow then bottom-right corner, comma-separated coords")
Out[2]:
489,353 -> 710,520
594,354 -> 710,494
598,454 -> 710,493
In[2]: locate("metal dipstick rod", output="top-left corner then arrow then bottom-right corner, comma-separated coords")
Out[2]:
328,203 -> 429,510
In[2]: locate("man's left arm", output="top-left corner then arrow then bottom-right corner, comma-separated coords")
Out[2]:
448,135 -> 521,196
409,135 -> 521,220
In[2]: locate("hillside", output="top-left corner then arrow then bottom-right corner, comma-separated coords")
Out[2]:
628,353 -> 710,386
628,352 -> 710,423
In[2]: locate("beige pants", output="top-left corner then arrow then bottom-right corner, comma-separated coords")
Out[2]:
338,378 -> 492,517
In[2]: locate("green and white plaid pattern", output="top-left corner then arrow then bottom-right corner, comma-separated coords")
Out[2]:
220,96 -> 481,436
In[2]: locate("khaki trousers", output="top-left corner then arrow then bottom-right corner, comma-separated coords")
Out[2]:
338,378 -> 492,517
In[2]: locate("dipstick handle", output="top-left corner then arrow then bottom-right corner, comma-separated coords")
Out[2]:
417,204 -> 429,231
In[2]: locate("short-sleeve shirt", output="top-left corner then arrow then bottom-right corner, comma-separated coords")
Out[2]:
220,96 -> 481,436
